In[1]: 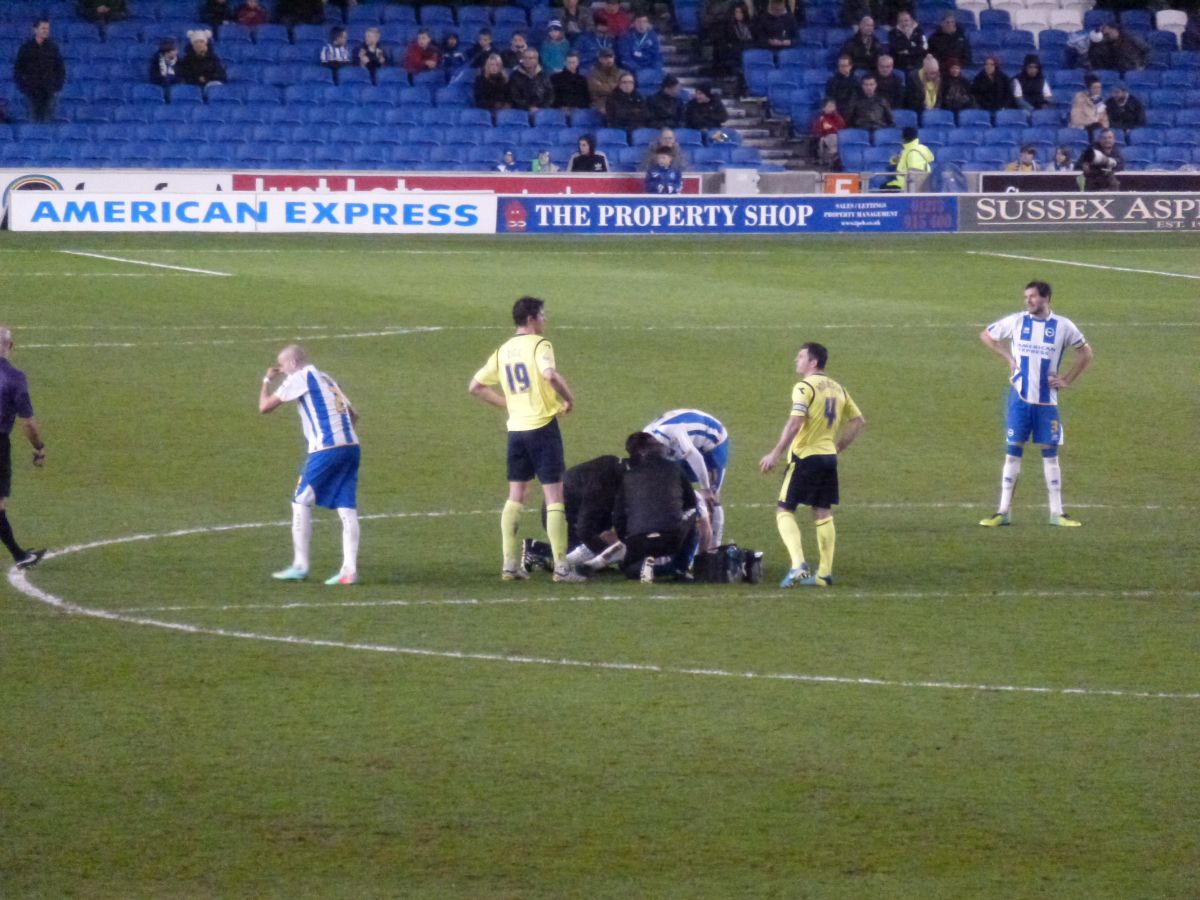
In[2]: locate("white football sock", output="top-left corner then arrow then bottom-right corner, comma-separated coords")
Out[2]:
998,455 -> 1021,515
1043,457 -> 1063,517
338,507 -> 360,575
710,503 -> 725,546
291,502 -> 312,572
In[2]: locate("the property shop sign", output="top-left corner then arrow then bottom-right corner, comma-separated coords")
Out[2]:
959,193 -> 1200,231
496,195 -> 957,234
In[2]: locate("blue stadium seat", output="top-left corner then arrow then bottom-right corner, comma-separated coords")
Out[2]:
1125,127 -> 1164,146
957,109 -> 991,128
435,85 -> 471,106
169,83 -> 204,104
839,144 -> 866,170
1119,9 -> 1152,30
994,108 -> 1028,128
570,108 -> 602,129
1160,70 -> 1194,90
1150,88 -> 1185,109
1121,144 -> 1156,167
532,108 -> 566,127
920,109 -> 954,128
1030,108 -> 1062,127
595,127 -> 629,148
979,10 -> 1011,31
345,106 -> 384,127
1154,145 -> 1191,166
131,83 -> 167,104
1164,128 -> 1200,146
496,108 -> 531,127
456,107 -> 492,127
1175,108 -> 1200,128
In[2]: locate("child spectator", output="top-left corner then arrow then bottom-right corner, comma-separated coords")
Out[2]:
531,149 -> 560,172
321,26 -> 352,81
496,150 -> 519,172
540,21 -> 570,73
811,97 -> 845,167
235,0 -> 268,27
148,38 -> 179,87
404,29 -> 441,76
645,146 -> 683,193
177,29 -> 226,87
441,33 -> 468,80
356,27 -> 389,81
1004,145 -> 1040,172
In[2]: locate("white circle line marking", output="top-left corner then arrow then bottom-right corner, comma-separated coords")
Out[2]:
7,515 -> 1198,701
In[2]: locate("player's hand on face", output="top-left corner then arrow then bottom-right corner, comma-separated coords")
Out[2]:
266,365 -> 282,379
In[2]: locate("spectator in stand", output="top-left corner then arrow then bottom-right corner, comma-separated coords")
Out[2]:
321,26 -> 352,82
846,73 -> 893,130
756,0 -> 799,51
1069,73 -> 1108,138
840,16 -> 883,72
275,0 -> 322,26
177,29 -> 226,87
1077,128 -> 1123,190
641,126 -> 688,170
939,57 -> 975,114
1013,54 -> 1051,111
501,33 -> 530,69
826,54 -> 862,116
541,21 -> 571,73
903,52 -> 941,112
712,2 -> 755,80
200,0 -> 235,29
510,47 -> 555,113
972,55 -> 1010,116
607,71 -> 648,129
568,133 -> 610,171
618,14 -> 663,73
441,33 -> 468,80
531,148 -> 560,172
13,19 -> 66,124
1105,82 -> 1145,133
558,0 -> 594,43
645,146 -> 683,193
496,149 -> 519,172
575,18 -> 615,68
77,0 -> 128,23
587,48 -> 625,112
888,10 -> 927,73
551,51 -> 591,112
356,27 -> 389,82
404,29 -> 441,77
148,37 -> 179,88
1005,144 -> 1040,171
684,83 -> 728,130
873,54 -> 905,109
467,29 -> 496,69
474,53 -> 511,111
646,74 -> 685,128
1088,22 -> 1149,74
928,11 -> 970,69
596,0 -> 632,39
1049,145 -> 1073,171
812,96 -> 846,167
235,0 -> 269,27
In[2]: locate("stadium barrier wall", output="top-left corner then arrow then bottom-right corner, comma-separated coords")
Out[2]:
8,191 -> 498,233
957,193 -> 1200,232
980,173 -> 1200,194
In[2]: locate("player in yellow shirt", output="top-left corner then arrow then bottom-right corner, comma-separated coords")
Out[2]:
468,296 -> 585,583
759,342 -> 866,587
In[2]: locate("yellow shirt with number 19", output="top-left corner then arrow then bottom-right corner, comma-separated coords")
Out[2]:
472,334 -> 563,432
789,374 -> 862,459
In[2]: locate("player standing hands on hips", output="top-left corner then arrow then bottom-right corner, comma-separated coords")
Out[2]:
469,296 -> 585,583
0,327 -> 46,570
260,344 -> 362,585
760,342 -> 865,588
979,281 -> 1093,527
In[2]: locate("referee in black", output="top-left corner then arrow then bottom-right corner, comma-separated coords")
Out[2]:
0,327 -> 45,569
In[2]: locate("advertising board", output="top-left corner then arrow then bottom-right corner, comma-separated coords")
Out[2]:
496,195 -> 957,234
8,191 -> 497,233
980,173 -> 1200,194
0,170 -> 232,217
958,193 -> 1200,232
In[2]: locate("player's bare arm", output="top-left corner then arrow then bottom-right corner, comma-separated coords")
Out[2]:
1048,343 -> 1093,389
979,329 -> 1017,371
20,416 -> 44,467
259,366 -> 284,414
543,368 -> 574,414
835,415 -> 866,453
468,378 -> 508,411
760,416 -> 803,473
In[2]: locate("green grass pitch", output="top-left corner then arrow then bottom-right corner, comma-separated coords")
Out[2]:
1,231 -> 1197,898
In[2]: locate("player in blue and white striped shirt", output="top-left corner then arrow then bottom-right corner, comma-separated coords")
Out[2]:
979,281 -> 1093,527
260,345 -> 361,584
645,408 -> 729,546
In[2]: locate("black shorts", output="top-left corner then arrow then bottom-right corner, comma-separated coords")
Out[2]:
0,434 -> 11,499
778,453 -> 839,510
507,419 -> 565,484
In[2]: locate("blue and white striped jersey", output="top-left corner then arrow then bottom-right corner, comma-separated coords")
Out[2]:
645,408 -> 728,489
276,365 -> 358,453
986,312 -> 1087,406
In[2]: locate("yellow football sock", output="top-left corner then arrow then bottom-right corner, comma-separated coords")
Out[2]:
815,516 -> 836,578
775,510 -> 805,570
546,502 -> 568,564
501,500 -> 523,565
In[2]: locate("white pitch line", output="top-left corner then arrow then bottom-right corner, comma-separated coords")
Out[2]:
967,251 -> 1200,281
59,250 -> 233,277
7,516 -> 1198,701
4,272 -> 197,277
22,326 -> 443,350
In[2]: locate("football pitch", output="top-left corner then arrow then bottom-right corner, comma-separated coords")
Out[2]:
1,230 -> 1197,898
